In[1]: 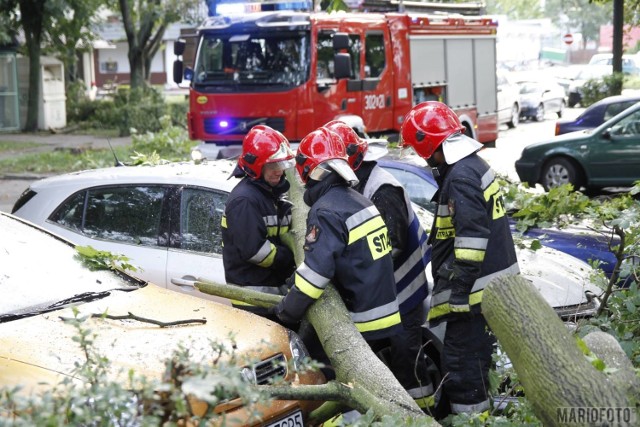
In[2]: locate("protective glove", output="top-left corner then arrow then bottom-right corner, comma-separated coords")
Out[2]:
272,298 -> 301,331
279,231 -> 297,254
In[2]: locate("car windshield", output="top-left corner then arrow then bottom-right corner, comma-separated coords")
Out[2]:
192,31 -> 310,91
577,66 -> 611,80
0,214 -> 142,321
519,83 -> 543,94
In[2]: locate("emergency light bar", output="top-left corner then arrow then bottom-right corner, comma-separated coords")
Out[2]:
212,0 -> 312,16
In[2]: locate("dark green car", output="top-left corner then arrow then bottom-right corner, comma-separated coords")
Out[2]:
515,101 -> 640,192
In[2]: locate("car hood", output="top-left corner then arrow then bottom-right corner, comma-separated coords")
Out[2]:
523,130 -> 591,152
0,284 -> 292,393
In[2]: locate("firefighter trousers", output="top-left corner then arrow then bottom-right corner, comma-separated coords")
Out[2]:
440,314 -> 495,414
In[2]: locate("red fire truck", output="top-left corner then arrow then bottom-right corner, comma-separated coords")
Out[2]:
173,9 -> 499,148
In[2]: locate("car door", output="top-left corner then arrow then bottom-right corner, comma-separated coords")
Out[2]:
47,185 -> 170,287
589,109 -> 640,186
165,186 -> 231,304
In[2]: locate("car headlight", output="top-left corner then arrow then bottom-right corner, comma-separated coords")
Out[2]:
288,329 -> 310,372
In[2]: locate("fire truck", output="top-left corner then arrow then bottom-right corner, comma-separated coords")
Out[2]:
173,8 -> 499,150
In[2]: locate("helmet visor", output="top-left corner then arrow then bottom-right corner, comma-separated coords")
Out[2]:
267,142 -> 295,163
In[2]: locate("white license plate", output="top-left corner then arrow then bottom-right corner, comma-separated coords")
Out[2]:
265,409 -> 303,427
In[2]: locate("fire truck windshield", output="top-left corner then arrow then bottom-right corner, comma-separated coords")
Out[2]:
193,31 -> 310,91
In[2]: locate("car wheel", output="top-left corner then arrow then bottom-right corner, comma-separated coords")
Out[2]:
557,100 -> 565,118
541,157 -> 580,191
533,104 -> 545,122
507,103 -> 519,128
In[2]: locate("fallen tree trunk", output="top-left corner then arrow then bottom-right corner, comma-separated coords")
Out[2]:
482,275 -> 638,427
196,170 -> 431,423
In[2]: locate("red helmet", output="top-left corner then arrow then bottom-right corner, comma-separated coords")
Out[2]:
400,101 -> 465,159
323,120 -> 368,170
237,125 -> 294,179
295,128 -> 357,185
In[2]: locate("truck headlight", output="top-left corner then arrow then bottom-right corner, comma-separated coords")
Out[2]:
287,329 -> 310,372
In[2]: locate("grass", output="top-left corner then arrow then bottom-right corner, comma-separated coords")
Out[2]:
0,146 -> 133,175
0,140 -> 42,153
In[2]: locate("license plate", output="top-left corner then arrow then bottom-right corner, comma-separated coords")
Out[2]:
265,409 -> 303,427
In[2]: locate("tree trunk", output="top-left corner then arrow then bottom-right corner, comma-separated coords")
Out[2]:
482,275 -> 637,427
19,0 -> 45,131
195,169 -> 433,423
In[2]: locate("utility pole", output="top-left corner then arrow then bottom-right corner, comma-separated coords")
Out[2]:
612,0 -> 624,94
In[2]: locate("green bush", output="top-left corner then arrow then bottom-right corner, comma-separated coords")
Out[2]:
65,80 -> 101,124
580,72 -> 625,107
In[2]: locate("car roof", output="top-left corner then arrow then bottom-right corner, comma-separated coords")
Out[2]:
588,94 -> 640,107
29,160 -> 241,193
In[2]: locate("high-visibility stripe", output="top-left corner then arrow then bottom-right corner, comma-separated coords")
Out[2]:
263,215 -> 279,227
348,216 -> 386,245
249,240 -> 273,264
470,263 -> 521,292
435,216 -> 453,228
297,262 -> 330,289
350,300 -> 399,323
415,395 -> 436,409
454,236 -> 488,250
256,246 -> 277,267
221,215 -> 227,228
455,248 -> 485,262
295,273 -> 324,299
346,205 -> 378,230
480,169 -> 495,189
451,399 -> 490,414
355,311 -> 401,333
407,384 -> 434,400
427,290 -> 484,321
436,204 -> 450,216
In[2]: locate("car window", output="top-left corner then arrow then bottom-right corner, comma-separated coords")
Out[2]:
383,167 -> 437,213
604,101 -> 638,121
608,109 -> 640,136
179,187 -> 227,254
50,186 -> 166,246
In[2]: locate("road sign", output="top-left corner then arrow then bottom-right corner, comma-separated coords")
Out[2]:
563,33 -> 574,45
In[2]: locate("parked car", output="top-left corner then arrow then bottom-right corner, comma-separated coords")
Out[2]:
588,53 -> 640,75
515,101 -> 640,192
13,160 -> 602,320
517,80 -> 566,122
555,94 -> 640,135
377,157 -> 617,279
0,212 -> 325,425
566,64 -> 612,107
497,71 -> 521,128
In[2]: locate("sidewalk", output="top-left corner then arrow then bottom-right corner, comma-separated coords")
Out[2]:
0,132 -> 132,213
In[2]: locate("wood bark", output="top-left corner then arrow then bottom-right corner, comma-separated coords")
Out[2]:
196,170 -> 433,423
482,275 -> 637,427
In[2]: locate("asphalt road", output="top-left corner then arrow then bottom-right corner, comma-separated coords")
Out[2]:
0,108 -> 584,214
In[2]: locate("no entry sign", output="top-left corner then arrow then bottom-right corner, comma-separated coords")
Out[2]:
563,33 -> 574,45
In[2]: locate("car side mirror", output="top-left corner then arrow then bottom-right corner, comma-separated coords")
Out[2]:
602,129 -> 611,140
174,39 -> 186,56
173,60 -> 183,84
334,53 -> 351,80
333,33 -> 349,50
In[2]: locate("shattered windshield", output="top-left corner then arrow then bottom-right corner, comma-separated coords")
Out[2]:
193,31 -> 310,91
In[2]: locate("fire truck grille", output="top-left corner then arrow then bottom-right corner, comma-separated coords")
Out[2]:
253,353 -> 287,385
204,117 -> 285,135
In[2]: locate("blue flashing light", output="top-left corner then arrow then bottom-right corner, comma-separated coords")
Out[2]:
209,0 -> 312,16
218,120 -> 230,129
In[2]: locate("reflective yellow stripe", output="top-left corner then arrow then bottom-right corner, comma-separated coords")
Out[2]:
348,216 -> 386,245
256,244 -> 277,267
221,216 -> 227,228
483,180 -> 500,201
266,226 -> 279,237
279,225 -> 290,234
435,216 -> 453,228
427,290 -> 484,321
295,274 -> 324,299
355,311 -> 401,333
455,248 -> 485,262
415,395 -> 435,409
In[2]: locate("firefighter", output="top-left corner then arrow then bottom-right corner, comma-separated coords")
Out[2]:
273,127 -> 402,350
323,120 -> 436,412
221,125 -> 296,320
400,101 -> 520,416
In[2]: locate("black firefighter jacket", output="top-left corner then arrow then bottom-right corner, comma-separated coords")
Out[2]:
221,176 -> 295,291
276,174 -> 402,341
428,152 -> 520,324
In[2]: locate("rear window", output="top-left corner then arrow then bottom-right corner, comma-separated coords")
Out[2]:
11,189 -> 37,214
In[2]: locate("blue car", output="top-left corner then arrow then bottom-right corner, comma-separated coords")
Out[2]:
377,157 -> 618,278
555,95 -> 640,136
